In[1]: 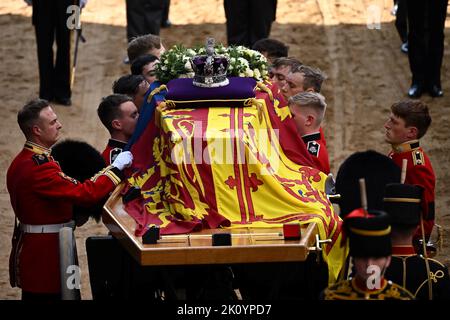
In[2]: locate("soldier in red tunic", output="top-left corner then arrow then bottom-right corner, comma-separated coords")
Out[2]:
7,99 -> 133,300
282,64 -> 329,148
269,57 -> 302,91
97,94 -> 139,165
288,92 -> 330,174
384,100 -> 435,243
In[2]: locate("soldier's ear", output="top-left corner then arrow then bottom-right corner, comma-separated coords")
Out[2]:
406,126 -> 418,139
111,119 -> 122,130
306,114 -> 315,126
32,124 -> 41,137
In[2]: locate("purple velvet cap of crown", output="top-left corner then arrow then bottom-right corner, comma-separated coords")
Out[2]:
165,77 -> 256,108
192,56 -> 229,73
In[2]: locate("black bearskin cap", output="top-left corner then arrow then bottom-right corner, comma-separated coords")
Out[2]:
52,139 -> 107,224
336,150 -> 401,218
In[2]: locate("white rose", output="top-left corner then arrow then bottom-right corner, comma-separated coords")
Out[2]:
253,69 -> 261,79
245,69 -> 254,77
238,58 -> 249,67
187,72 -> 195,78
185,61 -> 193,71
239,72 -> 245,77
161,66 -> 167,71
164,59 -> 169,65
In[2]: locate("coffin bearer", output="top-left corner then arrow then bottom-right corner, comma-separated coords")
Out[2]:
288,92 -> 330,174
97,94 -> 139,165
7,99 -> 133,300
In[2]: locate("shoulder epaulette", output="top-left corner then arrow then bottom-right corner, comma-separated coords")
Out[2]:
32,153 -> 50,166
412,149 -> 425,166
385,281 -> 415,300
323,280 -> 354,300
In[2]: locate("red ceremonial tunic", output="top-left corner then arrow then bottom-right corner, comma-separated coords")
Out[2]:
302,131 -> 330,174
7,141 -> 123,293
389,140 -> 435,239
319,127 -> 327,146
102,139 -> 127,165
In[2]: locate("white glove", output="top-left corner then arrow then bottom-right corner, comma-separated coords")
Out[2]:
112,151 -> 133,171
325,173 -> 336,195
24,0 -> 32,6
80,0 -> 88,9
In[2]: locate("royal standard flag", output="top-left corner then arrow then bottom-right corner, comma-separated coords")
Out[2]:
125,79 -> 347,282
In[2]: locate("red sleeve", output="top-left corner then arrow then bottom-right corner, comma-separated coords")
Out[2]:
102,146 -> 111,165
407,163 -> 435,238
318,140 -> 330,174
32,161 -> 122,207
407,164 -> 435,219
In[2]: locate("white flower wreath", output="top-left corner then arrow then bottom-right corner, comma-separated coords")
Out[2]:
155,44 -> 269,83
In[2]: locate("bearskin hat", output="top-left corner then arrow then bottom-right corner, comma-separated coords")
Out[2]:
52,139 -> 107,224
335,150 -> 401,218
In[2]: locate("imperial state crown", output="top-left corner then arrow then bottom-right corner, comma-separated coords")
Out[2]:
191,38 -> 229,88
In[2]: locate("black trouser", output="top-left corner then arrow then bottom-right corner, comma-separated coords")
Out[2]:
32,0 -> 73,101
162,0 -> 170,23
233,254 -> 329,300
407,0 -> 448,87
126,0 -> 167,41
224,0 -> 277,48
22,291 -> 61,301
394,0 -> 407,43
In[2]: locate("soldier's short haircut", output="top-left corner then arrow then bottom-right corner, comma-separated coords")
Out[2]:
271,57 -> 302,70
288,92 -> 327,125
127,34 -> 162,64
18,98 -> 50,138
252,38 -> 289,60
112,74 -> 146,97
291,64 -> 326,93
391,100 -> 431,139
97,94 -> 133,133
131,54 -> 159,75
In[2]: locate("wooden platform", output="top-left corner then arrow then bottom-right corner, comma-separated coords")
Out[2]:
103,183 -> 319,266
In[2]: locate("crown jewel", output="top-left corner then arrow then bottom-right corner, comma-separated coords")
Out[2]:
191,38 -> 229,88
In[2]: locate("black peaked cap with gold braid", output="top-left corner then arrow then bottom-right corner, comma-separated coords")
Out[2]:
345,209 -> 392,258
383,183 -> 423,228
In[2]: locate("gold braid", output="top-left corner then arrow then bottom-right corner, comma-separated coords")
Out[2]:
420,215 -> 433,300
